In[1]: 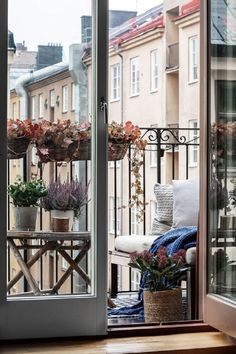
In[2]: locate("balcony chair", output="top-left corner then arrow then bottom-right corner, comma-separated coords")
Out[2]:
109,179 -> 199,320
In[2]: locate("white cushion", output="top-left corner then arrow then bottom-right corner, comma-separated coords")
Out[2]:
186,247 -> 196,265
172,179 -> 199,228
115,235 -> 158,254
151,183 -> 173,235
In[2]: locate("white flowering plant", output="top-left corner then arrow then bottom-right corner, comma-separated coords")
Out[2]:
8,178 -> 48,207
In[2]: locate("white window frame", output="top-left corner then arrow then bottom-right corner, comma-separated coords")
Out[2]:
130,57 -> 140,96
189,119 -> 198,167
31,96 -> 36,120
50,90 -> 55,108
62,256 -> 68,270
12,102 -> 16,119
109,160 -> 120,168
109,196 -> 120,235
71,83 -> 75,111
131,206 -> 139,235
131,269 -> 141,291
38,94 -> 43,118
110,64 -> 121,101
62,85 -> 68,113
189,36 -> 198,83
150,143 -> 158,167
150,49 -> 158,92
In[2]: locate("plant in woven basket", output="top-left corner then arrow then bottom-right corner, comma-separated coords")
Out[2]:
7,119 -> 35,159
34,119 -> 80,163
41,178 -> 89,218
128,246 -> 188,292
129,246 -> 188,323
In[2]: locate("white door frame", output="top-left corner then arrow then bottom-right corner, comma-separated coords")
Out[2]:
0,0 -> 108,339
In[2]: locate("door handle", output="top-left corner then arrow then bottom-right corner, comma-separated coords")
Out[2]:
100,97 -> 108,124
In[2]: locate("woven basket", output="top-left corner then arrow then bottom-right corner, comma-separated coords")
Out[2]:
143,288 -> 182,323
73,140 -> 129,161
73,140 -> 91,160
37,142 -> 78,163
108,141 -> 129,161
7,136 -> 30,159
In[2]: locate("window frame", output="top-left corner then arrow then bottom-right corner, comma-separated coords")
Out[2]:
150,49 -> 158,92
31,95 -> 36,120
109,196 -> 120,235
189,35 -> 198,83
50,89 -> 55,108
110,63 -> 121,102
130,56 -> 140,97
189,119 -> 198,167
62,85 -> 68,113
38,93 -> 43,118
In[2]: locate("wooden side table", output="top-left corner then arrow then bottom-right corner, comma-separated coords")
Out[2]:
7,231 -> 91,296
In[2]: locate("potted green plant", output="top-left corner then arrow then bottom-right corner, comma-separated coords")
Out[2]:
128,246 -> 188,323
41,179 -> 89,231
8,178 -> 47,231
7,119 -> 35,159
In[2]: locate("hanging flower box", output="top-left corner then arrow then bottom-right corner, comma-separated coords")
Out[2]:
34,120 -> 80,163
7,119 -> 35,159
74,121 -> 142,161
73,139 -> 129,161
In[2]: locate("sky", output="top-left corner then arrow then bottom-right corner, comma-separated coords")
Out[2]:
9,0 -> 162,59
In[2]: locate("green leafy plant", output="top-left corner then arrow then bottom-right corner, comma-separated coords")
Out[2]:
8,178 -> 47,207
128,246 -> 188,292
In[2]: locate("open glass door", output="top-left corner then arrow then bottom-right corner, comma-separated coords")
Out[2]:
0,0 -> 108,339
201,0 -> 236,337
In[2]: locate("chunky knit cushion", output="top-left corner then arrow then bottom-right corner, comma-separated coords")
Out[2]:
151,183 -> 173,235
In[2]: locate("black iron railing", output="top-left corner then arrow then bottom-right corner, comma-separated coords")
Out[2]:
110,127 -> 200,293
7,127 -> 199,296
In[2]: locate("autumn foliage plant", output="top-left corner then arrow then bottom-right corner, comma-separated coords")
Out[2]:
129,246 -> 188,292
34,119 -> 81,163
7,119 -> 36,159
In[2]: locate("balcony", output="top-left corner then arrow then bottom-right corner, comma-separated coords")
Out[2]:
7,126 -> 199,317
166,43 -> 179,72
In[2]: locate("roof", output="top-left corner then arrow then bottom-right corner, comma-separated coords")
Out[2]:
109,4 -> 164,46
11,51 -> 37,69
175,0 -> 200,21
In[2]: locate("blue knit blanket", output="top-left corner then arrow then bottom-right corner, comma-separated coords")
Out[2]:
108,226 -> 197,317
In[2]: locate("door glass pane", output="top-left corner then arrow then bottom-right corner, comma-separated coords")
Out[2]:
209,0 -> 236,301
107,0 -> 200,324
7,0 -> 95,297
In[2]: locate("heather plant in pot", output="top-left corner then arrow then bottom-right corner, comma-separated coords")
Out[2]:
8,178 -> 47,231
129,247 -> 188,323
41,179 -> 89,231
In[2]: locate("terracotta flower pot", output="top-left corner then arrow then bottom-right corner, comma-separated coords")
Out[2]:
143,287 -> 182,323
50,210 -> 74,231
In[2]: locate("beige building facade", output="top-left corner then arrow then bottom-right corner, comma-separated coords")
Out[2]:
8,0 -> 200,294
